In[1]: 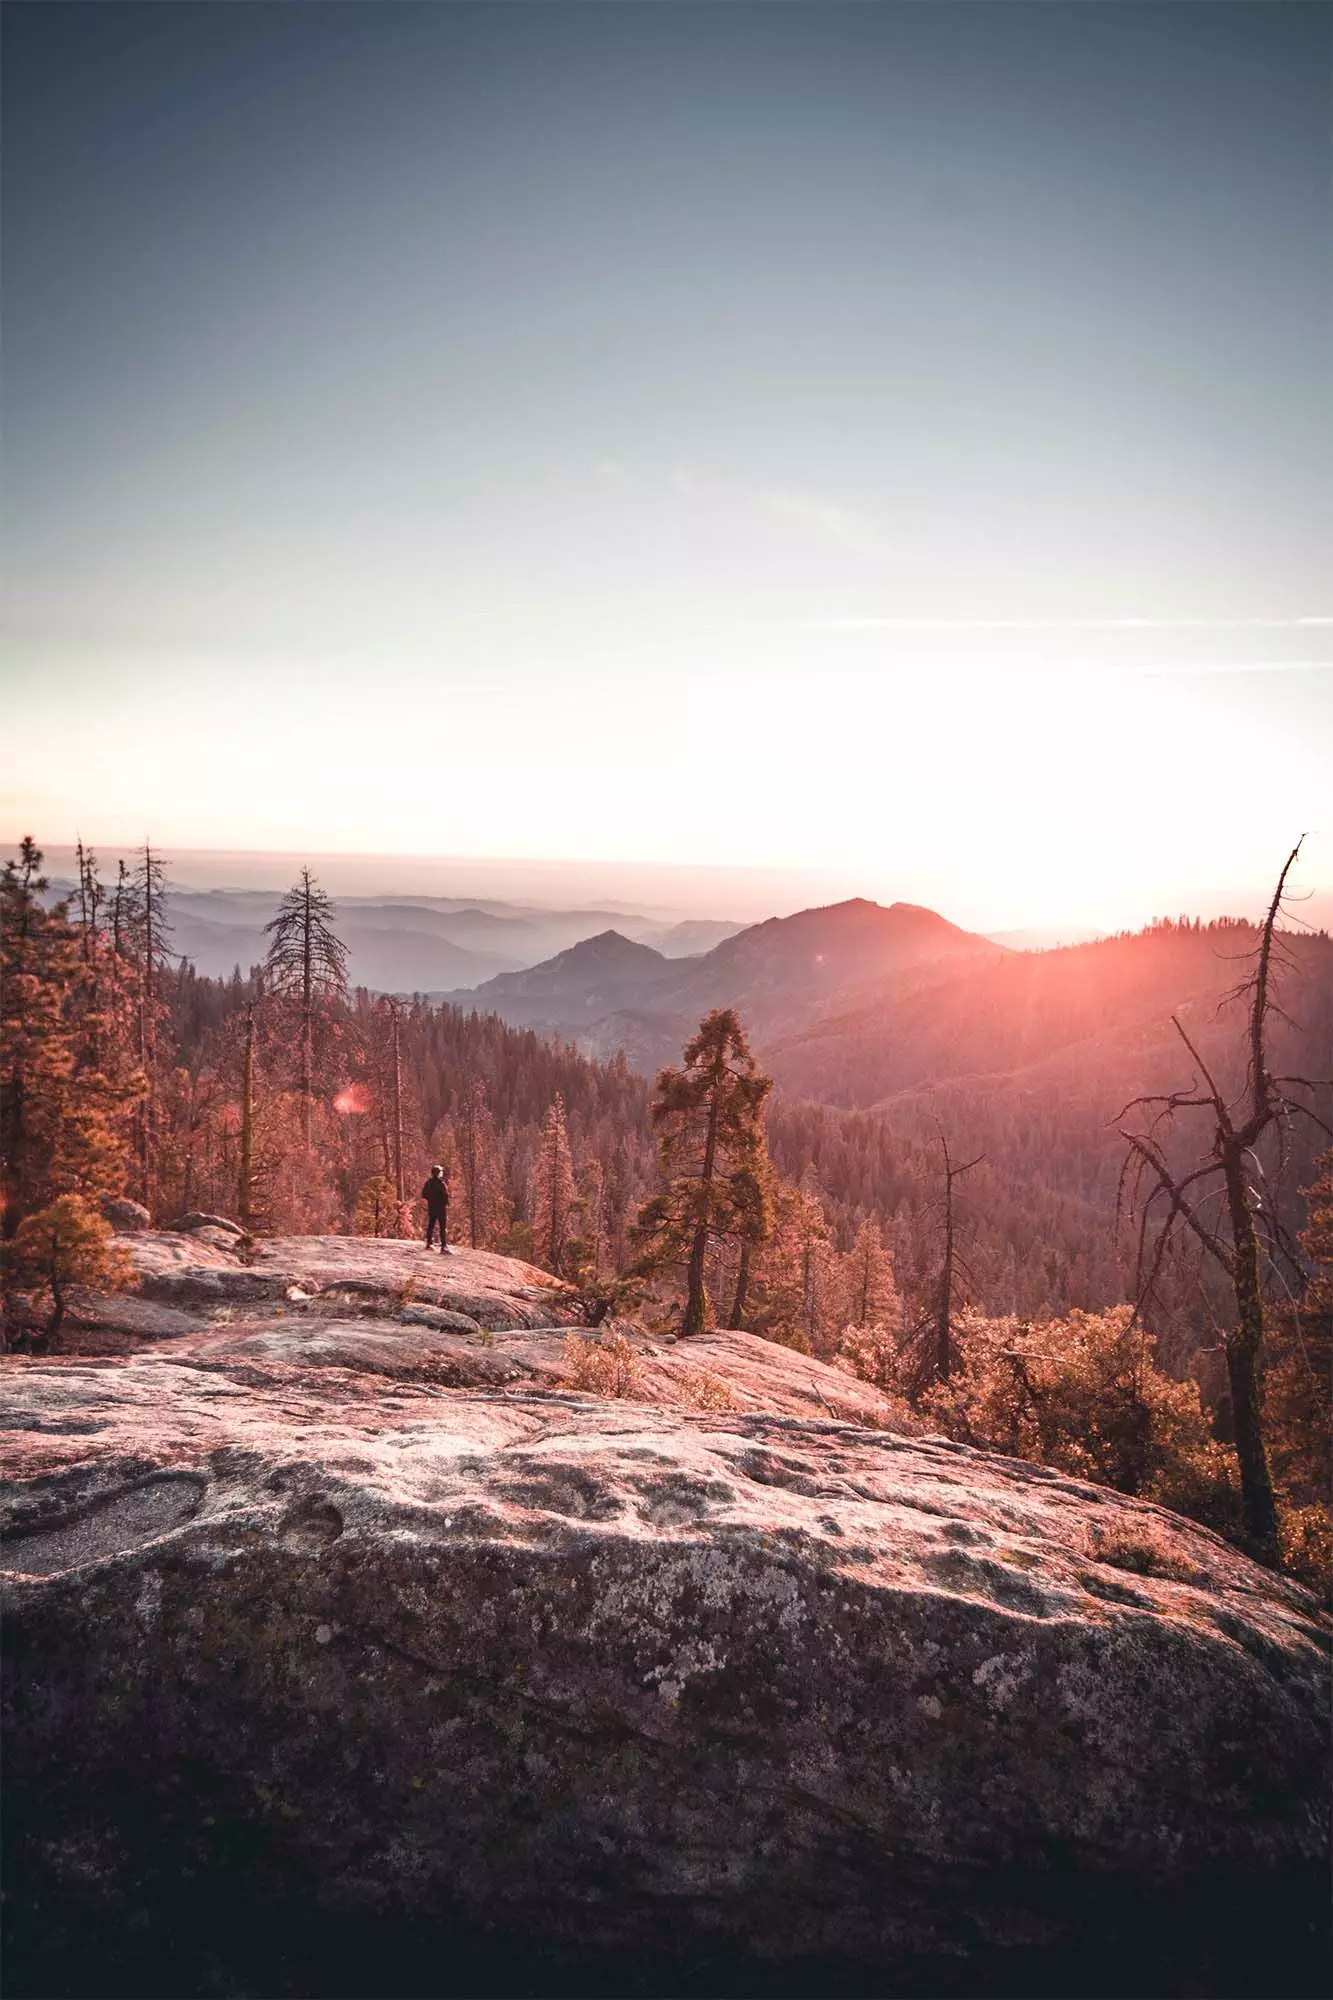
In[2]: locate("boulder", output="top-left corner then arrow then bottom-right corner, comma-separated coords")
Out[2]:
398,1303 -> 487,1335
97,1195 -> 151,1233
64,1292 -> 210,1346
163,1212 -> 245,1236
243,1235 -> 571,1330
117,1233 -> 571,1333
1,1330 -> 1326,1999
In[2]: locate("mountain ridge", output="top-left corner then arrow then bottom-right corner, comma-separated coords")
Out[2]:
443,896 -> 1003,1053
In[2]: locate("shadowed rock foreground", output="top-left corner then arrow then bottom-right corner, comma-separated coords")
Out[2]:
2,1237 -> 1329,1998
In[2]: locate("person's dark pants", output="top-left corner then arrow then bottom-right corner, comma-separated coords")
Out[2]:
425,1210 -> 447,1251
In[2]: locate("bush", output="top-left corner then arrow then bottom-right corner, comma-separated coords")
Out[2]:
835,1321 -> 907,1394
675,1366 -> 738,1413
1081,1519 -> 1208,1586
917,1307 -> 1237,1526
561,1329 -> 640,1398
1278,1503 -> 1333,1607
2,1195 -> 136,1352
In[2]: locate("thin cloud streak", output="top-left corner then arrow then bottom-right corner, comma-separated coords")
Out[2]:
812,616 -> 1333,633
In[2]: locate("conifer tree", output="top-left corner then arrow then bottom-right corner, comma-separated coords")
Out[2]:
237,999 -> 258,1231
1,841 -> 131,1248
534,1092 -> 577,1276
6,1194 -> 134,1350
725,1153 -> 773,1330
634,1008 -> 772,1336
456,1079 -> 507,1248
111,860 -> 131,959
128,844 -> 174,1213
753,1177 -> 837,1353
263,870 -> 349,1155
579,1156 -> 607,1281
842,1217 -> 899,1330
354,1174 -> 397,1237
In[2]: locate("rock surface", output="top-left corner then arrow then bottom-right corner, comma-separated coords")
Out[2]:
97,1195 -> 151,1232
119,1230 -> 570,1328
2,1270 -> 1327,1998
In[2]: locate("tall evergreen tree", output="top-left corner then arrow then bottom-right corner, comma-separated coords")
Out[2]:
635,1008 -> 771,1336
842,1217 -> 900,1330
263,870 -> 348,1155
128,843 -> 173,1213
753,1177 -> 836,1353
533,1092 -> 576,1275
1,841 -> 130,1273
456,1079 -> 507,1248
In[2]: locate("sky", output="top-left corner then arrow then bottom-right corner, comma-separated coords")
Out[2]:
3,1 -> 1330,931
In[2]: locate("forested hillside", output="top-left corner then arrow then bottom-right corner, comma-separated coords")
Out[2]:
5,837 -> 1331,1589
7,842 -> 1330,1348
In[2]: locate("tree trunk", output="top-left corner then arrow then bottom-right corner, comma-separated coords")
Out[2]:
936,1176 -> 955,1382
45,1241 -> 65,1349
683,1066 -> 723,1337
1222,1143 -> 1279,1553
140,858 -> 155,1216
301,873 -> 314,1157
238,1004 -> 256,1231
390,1006 -> 404,1207
729,1239 -> 752,1330
467,1105 -> 480,1248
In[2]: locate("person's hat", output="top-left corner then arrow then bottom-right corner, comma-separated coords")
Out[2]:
431,1163 -> 443,1176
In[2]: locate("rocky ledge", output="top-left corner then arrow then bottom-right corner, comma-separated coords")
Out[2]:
2,1243 -> 1328,1998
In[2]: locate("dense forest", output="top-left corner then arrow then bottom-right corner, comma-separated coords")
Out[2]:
3,837 -> 1329,1591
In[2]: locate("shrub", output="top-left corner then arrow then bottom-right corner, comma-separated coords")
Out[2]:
3,1195 -> 136,1352
561,1329 -> 640,1398
675,1366 -> 738,1413
1278,1503 -> 1333,1607
917,1307 -> 1237,1526
1081,1519 -> 1208,1586
835,1320 -> 907,1394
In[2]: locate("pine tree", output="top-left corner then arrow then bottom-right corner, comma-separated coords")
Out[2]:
127,844 -> 174,1213
354,1174 -> 398,1237
263,870 -> 349,1155
722,1153 -> 773,1330
578,1156 -> 607,1282
634,1008 -> 772,1336
1,841 -> 131,1251
533,1093 -> 577,1276
456,1079 -> 507,1248
237,999 -> 258,1231
6,1194 -> 135,1351
842,1218 -> 899,1331
753,1176 -> 837,1354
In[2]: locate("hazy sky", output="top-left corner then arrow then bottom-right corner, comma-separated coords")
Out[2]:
4,1 -> 1330,928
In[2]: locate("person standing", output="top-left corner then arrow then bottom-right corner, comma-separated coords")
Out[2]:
422,1165 -> 450,1252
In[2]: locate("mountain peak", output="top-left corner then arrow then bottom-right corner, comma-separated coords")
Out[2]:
554,929 -> 668,969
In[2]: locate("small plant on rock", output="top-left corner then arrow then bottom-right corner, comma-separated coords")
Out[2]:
1081,1519 -> 1207,1586
675,1366 -> 738,1413
561,1329 -> 640,1398
2,1194 -> 135,1352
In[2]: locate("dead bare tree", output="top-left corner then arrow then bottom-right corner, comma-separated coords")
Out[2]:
1118,840 -> 1330,1557
932,1129 -> 984,1383
897,1126 -> 984,1395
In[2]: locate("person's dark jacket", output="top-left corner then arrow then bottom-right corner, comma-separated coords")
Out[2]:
422,1176 -> 448,1216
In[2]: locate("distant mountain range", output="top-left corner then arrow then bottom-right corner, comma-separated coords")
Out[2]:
40,883 -> 746,992
443,899 -> 1006,1069
443,900 -> 1333,1199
